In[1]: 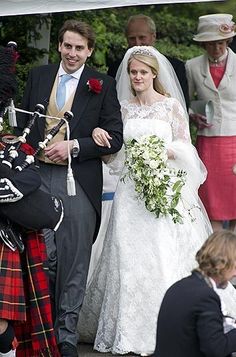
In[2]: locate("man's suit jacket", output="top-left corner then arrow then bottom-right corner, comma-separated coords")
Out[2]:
229,37 -> 236,53
166,55 -> 189,109
154,271 -> 236,357
16,64 -> 123,237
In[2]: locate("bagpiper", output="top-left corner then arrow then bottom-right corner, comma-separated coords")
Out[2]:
0,43 -> 63,357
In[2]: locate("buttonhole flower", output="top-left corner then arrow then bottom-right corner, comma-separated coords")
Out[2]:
87,78 -> 103,94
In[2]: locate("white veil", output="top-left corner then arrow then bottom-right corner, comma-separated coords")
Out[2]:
116,45 -> 187,112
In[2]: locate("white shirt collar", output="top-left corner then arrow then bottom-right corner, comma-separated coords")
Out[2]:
58,63 -> 85,81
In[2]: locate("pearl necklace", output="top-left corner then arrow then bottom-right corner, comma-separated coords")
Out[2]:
208,50 -> 228,66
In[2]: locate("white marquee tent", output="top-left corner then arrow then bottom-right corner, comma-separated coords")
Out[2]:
1,0 -> 221,17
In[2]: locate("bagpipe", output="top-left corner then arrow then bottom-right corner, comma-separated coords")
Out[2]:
0,42 -> 74,252
0,109 -> 74,252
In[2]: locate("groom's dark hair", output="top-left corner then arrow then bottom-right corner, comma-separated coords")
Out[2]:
58,19 -> 96,49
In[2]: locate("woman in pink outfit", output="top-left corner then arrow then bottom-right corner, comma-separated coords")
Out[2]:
186,13 -> 236,231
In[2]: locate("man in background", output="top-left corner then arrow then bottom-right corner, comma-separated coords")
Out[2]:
230,35 -> 236,52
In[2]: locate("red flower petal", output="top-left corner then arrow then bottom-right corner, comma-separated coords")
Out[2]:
87,78 -> 102,94
20,143 -> 35,155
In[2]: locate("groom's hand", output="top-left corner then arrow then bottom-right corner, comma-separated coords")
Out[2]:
45,141 -> 73,163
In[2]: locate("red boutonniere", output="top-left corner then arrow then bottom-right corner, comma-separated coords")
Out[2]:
87,78 -> 103,94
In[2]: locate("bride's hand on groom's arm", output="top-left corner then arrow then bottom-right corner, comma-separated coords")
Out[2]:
92,127 -> 112,148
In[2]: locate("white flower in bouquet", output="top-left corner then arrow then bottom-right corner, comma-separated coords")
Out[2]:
122,135 -> 187,224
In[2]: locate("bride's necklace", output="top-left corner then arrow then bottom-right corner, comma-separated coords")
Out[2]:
208,50 -> 228,66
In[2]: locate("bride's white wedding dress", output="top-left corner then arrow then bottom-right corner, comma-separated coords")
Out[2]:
78,98 -> 234,354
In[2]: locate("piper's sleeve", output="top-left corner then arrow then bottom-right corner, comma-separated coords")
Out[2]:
0,177 -> 23,202
0,162 -> 41,203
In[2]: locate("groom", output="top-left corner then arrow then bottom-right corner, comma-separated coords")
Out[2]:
15,19 -> 123,357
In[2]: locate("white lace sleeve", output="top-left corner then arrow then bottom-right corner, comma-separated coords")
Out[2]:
168,98 -> 207,191
185,60 -> 196,102
170,98 -> 191,143
121,101 -> 129,127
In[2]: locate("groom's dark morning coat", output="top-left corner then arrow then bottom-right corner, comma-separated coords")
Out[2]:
16,64 -> 123,237
154,271 -> 236,357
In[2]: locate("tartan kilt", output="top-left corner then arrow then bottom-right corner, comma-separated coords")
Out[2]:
0,242 -> 26,321
0,231 -> 60,357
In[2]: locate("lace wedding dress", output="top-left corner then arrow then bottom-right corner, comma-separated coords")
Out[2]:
77,98 -> 219,354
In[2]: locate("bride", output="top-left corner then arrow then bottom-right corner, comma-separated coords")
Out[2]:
78,46 -> 214,354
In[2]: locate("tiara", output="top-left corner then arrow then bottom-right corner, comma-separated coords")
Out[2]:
131,47 -> 153,57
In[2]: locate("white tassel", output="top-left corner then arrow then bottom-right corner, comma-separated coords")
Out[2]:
8,99 -> 17,127
67,168 -> 76,196
64,118 -> 77,196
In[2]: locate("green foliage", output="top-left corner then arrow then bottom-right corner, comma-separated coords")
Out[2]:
155,40 -> 204,61
15,63 -> 34,105
0,15 -> 50,64
2,120 -> 11,134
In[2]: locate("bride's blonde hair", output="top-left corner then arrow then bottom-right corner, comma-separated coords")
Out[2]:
127,52 -> 170,97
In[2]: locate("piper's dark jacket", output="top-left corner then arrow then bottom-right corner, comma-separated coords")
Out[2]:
154,271 -> 236,357
15,64 -> 123,237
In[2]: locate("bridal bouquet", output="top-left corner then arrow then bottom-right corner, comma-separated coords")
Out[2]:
122,135 -> 187,224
